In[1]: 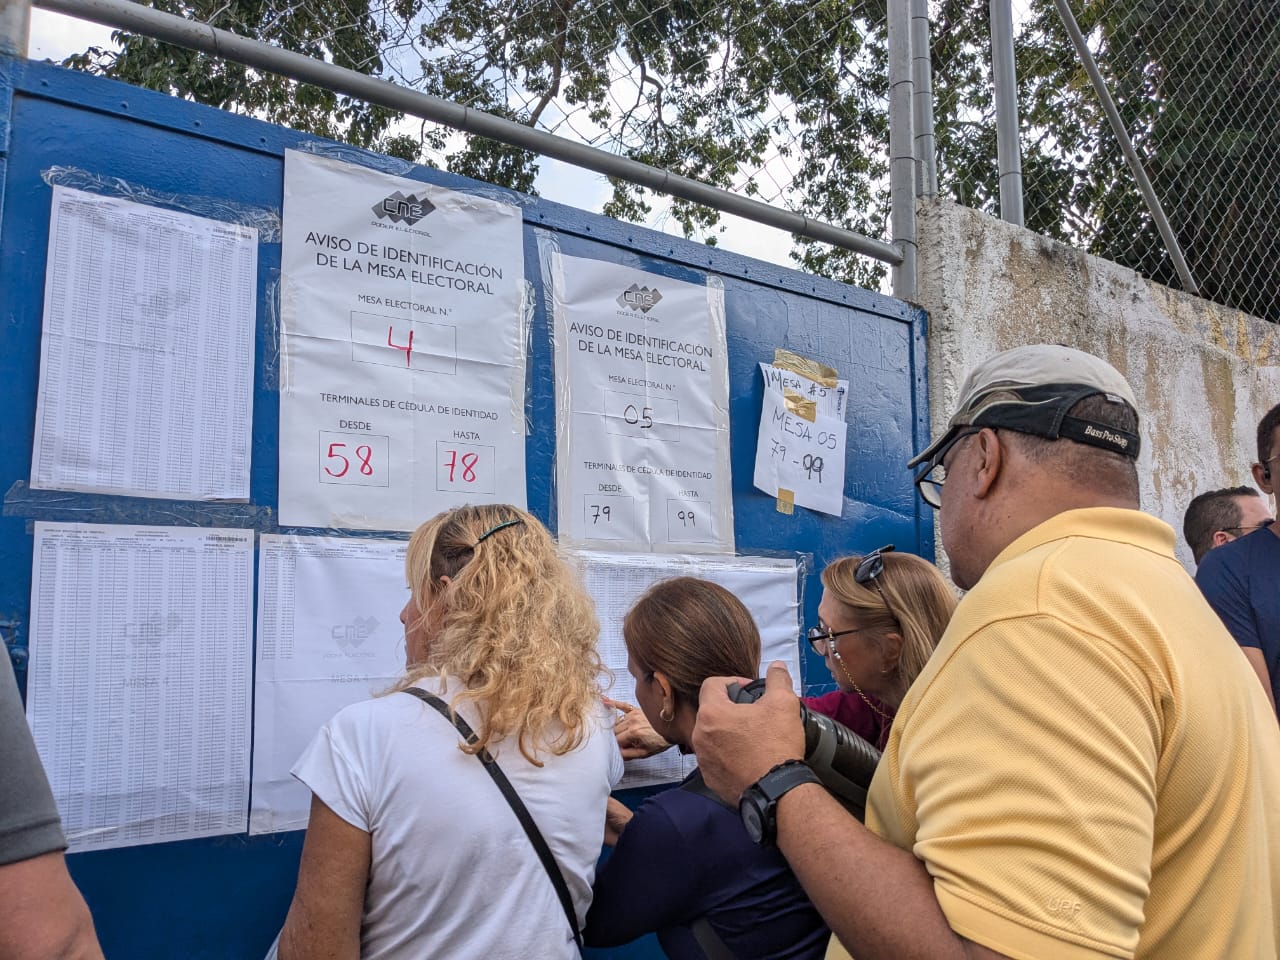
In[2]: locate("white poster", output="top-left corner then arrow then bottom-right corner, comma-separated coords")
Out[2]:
552,253 -> 733,553
279,150 -> 528,531
251,534 -> 408,834
32,187 -> 257,501
577,551 -> 801,787
754,368 -> 849,517
27,522 -> 254,852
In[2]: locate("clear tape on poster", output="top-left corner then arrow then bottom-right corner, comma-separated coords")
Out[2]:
4,481 -> 273,529
260,274 -> 283,392
293,140 -> 539,209
40,166 -> 281,241
514,278 -> 534,435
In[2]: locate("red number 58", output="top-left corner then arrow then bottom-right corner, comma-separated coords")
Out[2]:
325,443 -> 375,478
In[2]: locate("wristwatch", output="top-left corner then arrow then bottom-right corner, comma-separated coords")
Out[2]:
738,759 -> 821,846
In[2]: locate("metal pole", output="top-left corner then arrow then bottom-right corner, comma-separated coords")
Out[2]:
990,0 -> 1024,226
0,0 -> 31,56
34,0 -> 904,266
1052,0 -> 1198,293
910,0 -> 937,198
888,0 -> 917,300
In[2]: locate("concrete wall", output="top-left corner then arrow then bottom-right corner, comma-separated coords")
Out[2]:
915,198 -> 1280,570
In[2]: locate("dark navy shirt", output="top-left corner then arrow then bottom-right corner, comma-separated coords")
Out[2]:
585,772 -> 829,959
1196,526 -> 1280,710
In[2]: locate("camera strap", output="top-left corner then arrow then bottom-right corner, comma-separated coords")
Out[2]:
680,771 -> 740,960
400,687 -> 583,949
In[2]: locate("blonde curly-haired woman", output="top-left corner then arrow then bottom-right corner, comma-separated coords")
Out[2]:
276,505 -> 622,960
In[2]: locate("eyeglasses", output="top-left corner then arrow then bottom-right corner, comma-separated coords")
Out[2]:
806,623 -> 863,655
1221,518 -> 1274,536
914,429 -> 981,509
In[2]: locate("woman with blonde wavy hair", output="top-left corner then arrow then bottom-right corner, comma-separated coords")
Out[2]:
276,504 -> 622,960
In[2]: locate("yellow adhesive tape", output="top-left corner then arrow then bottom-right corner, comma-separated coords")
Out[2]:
773,348 -> 838,388
776,488 -> 795,514
783,388 -> 817,423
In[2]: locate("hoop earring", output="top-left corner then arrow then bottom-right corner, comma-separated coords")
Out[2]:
659,706 -> 675,723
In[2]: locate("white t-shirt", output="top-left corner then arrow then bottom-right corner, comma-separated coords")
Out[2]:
292,676 -> 623,960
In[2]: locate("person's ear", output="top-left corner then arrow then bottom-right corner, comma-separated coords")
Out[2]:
880,632 -> 904,675
652,670 -> 675,711
1253,461 -> 1275,496
1212,529 -> 1235,550
971,427 -> 1004,500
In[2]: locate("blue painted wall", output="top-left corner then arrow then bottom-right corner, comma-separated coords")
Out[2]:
0,55 -> 931,959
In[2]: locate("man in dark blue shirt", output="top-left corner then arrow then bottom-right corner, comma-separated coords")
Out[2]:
1197,401 -> 1280,716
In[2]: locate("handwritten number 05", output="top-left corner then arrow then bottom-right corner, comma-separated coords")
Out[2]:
623,404 -> 654,429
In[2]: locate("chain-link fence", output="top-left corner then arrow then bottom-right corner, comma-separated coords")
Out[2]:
64,0 -> 896,287
57,0 -> 1280,320
936,0 -> 1280,322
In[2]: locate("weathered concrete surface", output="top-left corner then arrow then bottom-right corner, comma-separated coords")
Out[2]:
916,199 -> 1280,570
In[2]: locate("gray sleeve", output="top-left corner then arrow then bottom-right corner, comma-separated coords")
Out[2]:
0,658 -> 67,865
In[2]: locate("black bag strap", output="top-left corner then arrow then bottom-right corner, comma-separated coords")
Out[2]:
679,771 -> 739,960
680,768 -> 734,810
401,687 -> 583,949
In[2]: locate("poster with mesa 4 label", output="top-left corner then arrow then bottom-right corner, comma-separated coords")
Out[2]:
279,150 -> 528,531
551,253 -> 733,553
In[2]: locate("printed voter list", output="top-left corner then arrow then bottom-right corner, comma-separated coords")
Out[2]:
279,150 -> 528,531
551,252 -> 733,553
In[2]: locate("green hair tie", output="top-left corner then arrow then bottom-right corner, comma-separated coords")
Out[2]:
475,518 -> 524,544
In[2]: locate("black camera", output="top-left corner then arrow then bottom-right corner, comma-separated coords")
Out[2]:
727,678 -> 882,822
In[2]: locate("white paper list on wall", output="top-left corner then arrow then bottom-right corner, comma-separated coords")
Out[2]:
551,252 -> 734,553
26,522 -> 254,852
32,187 -> 258,501
277,150 -> 529,531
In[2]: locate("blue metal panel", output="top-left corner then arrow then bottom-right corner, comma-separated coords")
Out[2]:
0,55 -> 931,959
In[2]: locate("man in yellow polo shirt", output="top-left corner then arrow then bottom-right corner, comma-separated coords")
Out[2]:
694,344 -> 1280,959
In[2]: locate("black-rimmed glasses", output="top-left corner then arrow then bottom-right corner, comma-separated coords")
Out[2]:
806,623 -> 863,655
1222,518 -> 1275,536
914,428 -> 982,509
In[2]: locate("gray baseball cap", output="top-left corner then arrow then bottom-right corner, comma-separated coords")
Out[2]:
908,344 -> 1141,470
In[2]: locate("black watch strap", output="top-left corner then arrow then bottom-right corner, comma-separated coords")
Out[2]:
739,759 -> 820,846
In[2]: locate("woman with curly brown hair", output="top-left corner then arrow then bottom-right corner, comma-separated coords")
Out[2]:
276,504 -> 622,960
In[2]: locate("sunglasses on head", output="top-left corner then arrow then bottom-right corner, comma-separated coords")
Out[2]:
806,545 -> 899,654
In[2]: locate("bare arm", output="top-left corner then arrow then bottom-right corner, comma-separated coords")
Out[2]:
1240,647 -> 1277,714
0,851 -> 104,960
693,664 -> 1010,960
278,795 -> 372,960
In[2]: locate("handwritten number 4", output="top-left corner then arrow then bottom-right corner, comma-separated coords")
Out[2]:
388,325 -> 414,367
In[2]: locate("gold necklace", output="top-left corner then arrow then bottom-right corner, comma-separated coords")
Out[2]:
833,652 -> 894,725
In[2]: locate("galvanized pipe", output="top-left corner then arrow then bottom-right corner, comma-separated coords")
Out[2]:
34,0 -> 905,266
910,0 -> 937,198
1052,0 -> 1198,293
990,0 -> 1024,226
887,0 -> 917,300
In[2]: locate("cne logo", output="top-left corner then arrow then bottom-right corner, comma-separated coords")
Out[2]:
616,283 -> 663,314
373,191 -> 435,226
333,615 -> 380,652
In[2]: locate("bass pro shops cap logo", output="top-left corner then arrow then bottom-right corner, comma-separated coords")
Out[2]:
373,191 -> 435,226
617,283 -> 663,314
